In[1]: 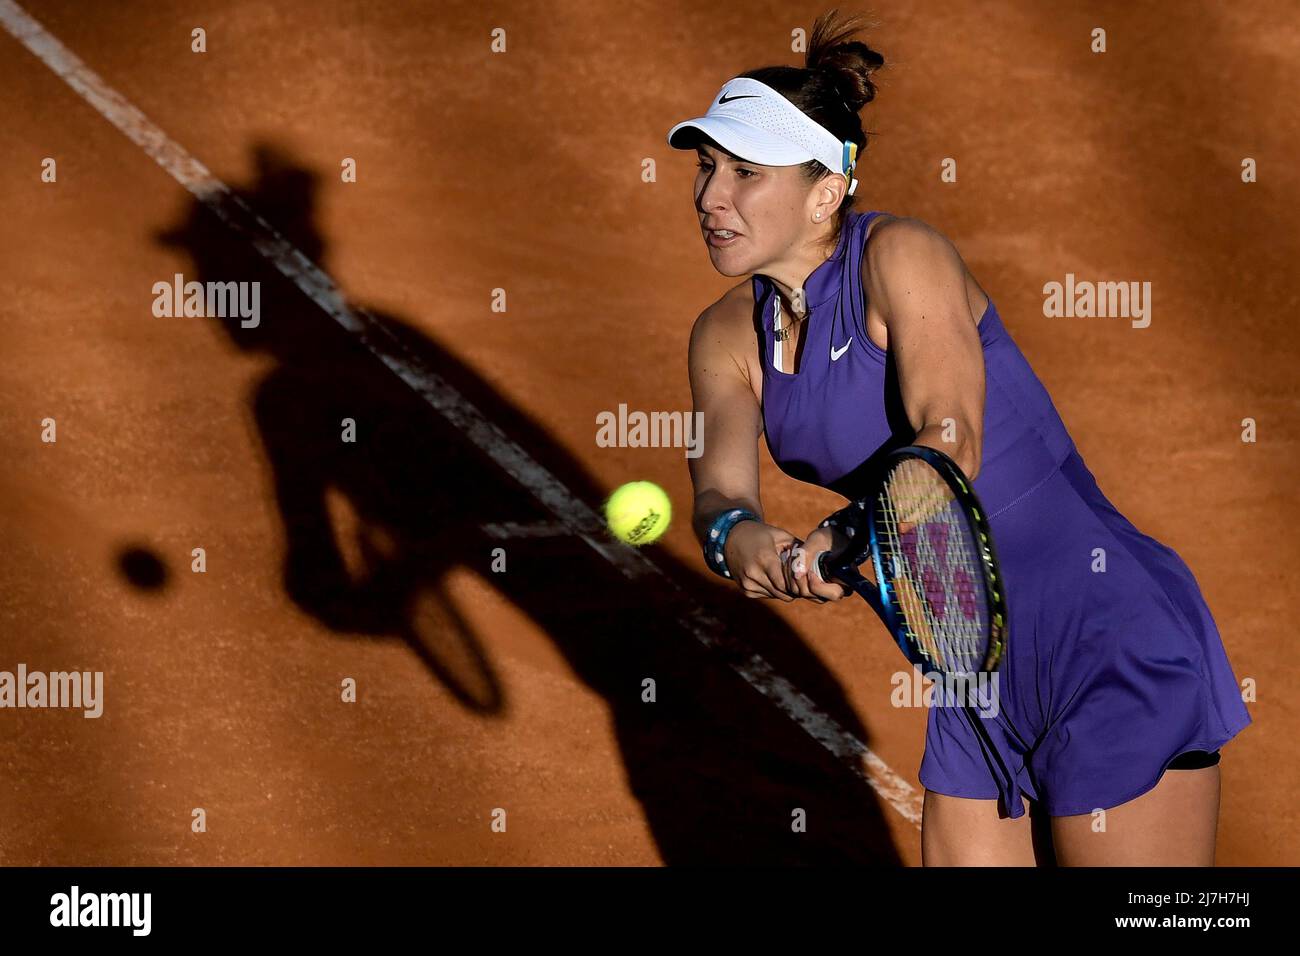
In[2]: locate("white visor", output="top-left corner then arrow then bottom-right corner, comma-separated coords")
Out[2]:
666,77 -> 858,195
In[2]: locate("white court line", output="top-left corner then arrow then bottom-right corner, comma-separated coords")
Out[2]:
481,521 -> 571,539
0,0 -> 924,829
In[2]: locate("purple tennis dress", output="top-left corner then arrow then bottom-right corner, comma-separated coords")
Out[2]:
756,209 -> 1252,818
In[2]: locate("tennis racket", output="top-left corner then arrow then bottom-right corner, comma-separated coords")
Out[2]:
813,445 -> 1008,677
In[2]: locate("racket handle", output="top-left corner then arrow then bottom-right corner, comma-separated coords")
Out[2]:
816,549 -> 852,595
818,550 -> 884,615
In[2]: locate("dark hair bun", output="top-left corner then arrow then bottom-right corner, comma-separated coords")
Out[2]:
807,10 -> 885,112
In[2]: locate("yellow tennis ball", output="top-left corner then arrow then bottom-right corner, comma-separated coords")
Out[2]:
604,481 -> 672,546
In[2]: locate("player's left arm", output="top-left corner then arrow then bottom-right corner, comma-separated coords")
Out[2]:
865,217 -> 986,480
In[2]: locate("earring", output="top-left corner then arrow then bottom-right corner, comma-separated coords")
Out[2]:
815,212 -> 822,220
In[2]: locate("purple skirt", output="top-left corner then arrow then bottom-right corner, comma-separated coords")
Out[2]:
919,449 -> 1252,818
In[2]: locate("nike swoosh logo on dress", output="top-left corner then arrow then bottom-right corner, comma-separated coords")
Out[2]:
831,339 -> 852,361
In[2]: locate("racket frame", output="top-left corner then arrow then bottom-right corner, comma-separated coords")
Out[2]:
821,445 -> 1009,674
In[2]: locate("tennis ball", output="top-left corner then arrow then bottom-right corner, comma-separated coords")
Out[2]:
604,481 -> 672,546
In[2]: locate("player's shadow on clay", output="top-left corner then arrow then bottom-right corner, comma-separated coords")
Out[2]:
151,141 -> 905,865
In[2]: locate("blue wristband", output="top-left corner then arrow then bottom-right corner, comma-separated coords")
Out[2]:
703,508 -> 759,579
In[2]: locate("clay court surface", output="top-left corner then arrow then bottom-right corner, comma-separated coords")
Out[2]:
0,0 -> 1296,865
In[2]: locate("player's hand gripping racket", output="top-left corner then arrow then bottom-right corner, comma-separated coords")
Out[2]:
814,445 -> 1008,677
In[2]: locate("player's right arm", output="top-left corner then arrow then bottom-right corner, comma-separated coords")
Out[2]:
687,295 -> 796,601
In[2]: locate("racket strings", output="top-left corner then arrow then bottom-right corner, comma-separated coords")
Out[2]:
877,461 -> 990,674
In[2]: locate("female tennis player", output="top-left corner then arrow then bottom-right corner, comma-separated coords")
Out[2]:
669,11 -> 1251,866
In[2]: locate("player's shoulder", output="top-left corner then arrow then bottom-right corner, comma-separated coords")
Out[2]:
690,278 -> 757,348
864,214 -> 954,266
862,214 -> 965,295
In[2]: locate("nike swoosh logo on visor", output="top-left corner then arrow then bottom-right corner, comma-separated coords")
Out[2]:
718,93 -> 760,104
831,339 -> 852,361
